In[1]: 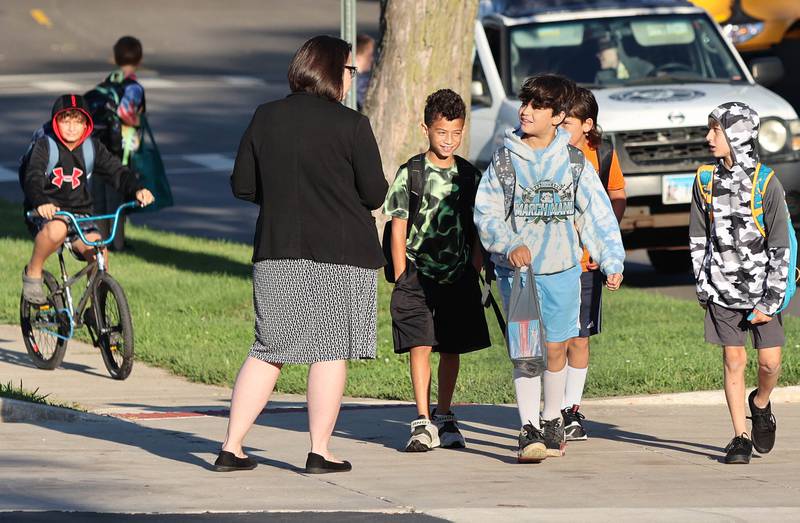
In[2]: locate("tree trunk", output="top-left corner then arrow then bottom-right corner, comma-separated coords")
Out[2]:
364,0 -> 479,187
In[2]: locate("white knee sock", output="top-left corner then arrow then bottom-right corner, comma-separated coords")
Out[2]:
542,366 -> 568,421
513,368 -> 542,429
562,366 -> 588,410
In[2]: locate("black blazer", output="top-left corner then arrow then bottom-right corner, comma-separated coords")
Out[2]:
231,92 -> 388,269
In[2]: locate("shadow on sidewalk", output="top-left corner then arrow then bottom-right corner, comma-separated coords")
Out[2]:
587,419 -> 725,460
0,346 -> 108,379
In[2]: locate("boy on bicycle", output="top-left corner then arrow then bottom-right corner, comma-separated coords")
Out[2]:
20,94 -> 153,305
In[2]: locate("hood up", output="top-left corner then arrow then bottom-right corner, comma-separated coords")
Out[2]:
50,94 -> 94,148
709,101 -> 759,171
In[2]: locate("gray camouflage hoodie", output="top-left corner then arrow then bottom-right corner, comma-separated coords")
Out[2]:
689,102 -> 790,315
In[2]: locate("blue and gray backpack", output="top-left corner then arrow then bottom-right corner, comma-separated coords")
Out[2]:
697,163 -> 798,313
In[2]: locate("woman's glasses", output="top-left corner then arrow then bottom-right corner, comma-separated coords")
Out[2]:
345,65 -> 358,78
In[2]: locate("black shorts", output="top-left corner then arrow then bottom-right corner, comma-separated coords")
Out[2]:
704,302 -> 785,349
25,213 -> 99,244
390,262 -> 491,354
578,270 -> 603,338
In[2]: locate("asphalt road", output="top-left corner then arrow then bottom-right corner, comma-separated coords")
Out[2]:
0,0 -> 380,241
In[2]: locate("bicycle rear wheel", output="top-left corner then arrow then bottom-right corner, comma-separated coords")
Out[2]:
20,270 -> 69,370
93,273 -> 134,380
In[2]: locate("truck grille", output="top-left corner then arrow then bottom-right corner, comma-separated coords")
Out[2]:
616,126 -> 709,173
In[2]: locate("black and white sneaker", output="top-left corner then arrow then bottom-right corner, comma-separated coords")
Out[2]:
748,389 -> 776,454
518,422 -> 547,463
541,416 -> 566,457
432,410 -> 466,449
404,416 -> 440,452
562,405 -> 587,441
724,433 -> 753,464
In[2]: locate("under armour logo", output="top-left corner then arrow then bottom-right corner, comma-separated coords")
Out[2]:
51,167 -> 83,189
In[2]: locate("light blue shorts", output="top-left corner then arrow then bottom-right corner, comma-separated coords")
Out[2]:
496,265 -> 582,343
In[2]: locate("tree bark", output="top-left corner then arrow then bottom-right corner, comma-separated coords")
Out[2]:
364,0 -> 479,187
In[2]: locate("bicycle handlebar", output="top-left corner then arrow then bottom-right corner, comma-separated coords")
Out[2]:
26,201 -> 144,247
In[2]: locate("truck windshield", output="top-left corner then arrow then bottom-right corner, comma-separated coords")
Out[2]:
508,14 -> 746,91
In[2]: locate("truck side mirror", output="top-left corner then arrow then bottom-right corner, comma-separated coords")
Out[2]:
471,81 -> 491,107
750,57 -> 784,87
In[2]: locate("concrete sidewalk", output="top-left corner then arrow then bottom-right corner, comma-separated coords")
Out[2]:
1,325 -> 800,522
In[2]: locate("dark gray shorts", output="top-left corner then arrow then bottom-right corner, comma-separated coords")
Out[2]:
704,302 -> 785,349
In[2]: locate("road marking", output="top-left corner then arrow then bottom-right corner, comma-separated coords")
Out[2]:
0,165 -> 18,183
29,80 -> 82,92
138,78 -> 178,89
183,153 -> 234,171
30,9 -> 52,28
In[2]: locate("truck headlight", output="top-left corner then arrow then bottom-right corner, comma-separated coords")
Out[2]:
722,22 -> 765,45
790,120 -> 800,151
759,119 -> 788,154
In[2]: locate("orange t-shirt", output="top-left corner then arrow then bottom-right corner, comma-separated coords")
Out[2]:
580,142 -> 625,272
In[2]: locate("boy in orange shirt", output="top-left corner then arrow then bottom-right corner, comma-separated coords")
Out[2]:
559,87 -> 626,440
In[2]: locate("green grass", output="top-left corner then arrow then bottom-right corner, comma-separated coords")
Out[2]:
2,199 -> 798,402
0,380 -> 81,410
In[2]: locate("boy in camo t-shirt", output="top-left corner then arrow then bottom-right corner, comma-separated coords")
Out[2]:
383,89 -> 491,453
690,102 -> 789,465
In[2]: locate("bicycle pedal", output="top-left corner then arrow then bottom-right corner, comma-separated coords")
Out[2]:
38,305 -> 51,311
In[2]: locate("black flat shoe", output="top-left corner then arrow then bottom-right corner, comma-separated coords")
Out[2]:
213,450 -> 257,472
304,452 -> 352,474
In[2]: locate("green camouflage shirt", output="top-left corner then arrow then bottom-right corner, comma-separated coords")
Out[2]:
382,156 -> 478,284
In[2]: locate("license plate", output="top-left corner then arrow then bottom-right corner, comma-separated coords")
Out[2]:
662,173 -> 695,205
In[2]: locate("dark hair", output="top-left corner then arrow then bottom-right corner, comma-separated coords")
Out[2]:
568,87 -> 602,149
518,74 -> 576,118
424,89 -> 466,126
356,34 -> 375,54
56,109 -> 88,123
288,35 -> 351,102
114,36 -> 143,66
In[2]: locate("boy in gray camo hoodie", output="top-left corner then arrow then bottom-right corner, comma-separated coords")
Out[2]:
690,101 -> 788,465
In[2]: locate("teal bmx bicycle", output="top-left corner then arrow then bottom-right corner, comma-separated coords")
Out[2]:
20,201 -> 144,380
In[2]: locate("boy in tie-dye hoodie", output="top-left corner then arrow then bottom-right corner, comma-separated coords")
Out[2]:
474,74 -> 624,463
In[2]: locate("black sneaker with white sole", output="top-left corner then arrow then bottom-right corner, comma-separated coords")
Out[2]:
541,417 -> 566,457
518,422 -> 547,463
724,433 -> 753,464
748,389 -> 776,454
432,409 -> 466,449
562,405 -> 587,441
404,416 -> 440,452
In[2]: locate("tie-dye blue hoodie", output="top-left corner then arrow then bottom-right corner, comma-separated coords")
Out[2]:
474,127 -> 625,275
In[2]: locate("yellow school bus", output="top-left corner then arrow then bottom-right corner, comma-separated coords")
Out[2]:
691,0 -> 800,52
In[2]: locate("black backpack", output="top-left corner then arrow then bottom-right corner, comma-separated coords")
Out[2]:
595,136 -> 614,190
381,153 -> 478,283
84,72 -> 145,156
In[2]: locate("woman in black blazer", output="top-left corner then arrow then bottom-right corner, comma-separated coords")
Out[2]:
214,35 -> 388,474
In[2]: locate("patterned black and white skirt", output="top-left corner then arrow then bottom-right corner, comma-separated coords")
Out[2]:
249,258 -> 378,364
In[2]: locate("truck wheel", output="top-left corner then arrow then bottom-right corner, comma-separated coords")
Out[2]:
647,249 -> 692,274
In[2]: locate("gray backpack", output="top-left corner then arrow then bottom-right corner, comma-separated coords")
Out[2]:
491,143 -> 585,232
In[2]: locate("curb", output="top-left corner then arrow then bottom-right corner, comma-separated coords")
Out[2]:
583,385 -> 800,406
0,397 -> 107,423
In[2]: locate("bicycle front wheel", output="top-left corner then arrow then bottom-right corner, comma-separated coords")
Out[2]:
20,270 -> 69,370
93,273 -> 134,380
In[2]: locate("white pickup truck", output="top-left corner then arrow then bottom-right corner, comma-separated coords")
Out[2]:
470,0 -> 800,272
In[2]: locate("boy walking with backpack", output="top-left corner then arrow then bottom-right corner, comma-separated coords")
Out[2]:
691,102 -> 793,464
383,89 -> 491,452
559,87 -> 627,441
474,74 -> 625,463
86,36 -> 146,251
20,94 -> 153,305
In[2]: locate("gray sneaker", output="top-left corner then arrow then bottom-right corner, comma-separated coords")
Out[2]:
22,268 -> 47,305
404,416 -> 440,452
432,410 -> 466,449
